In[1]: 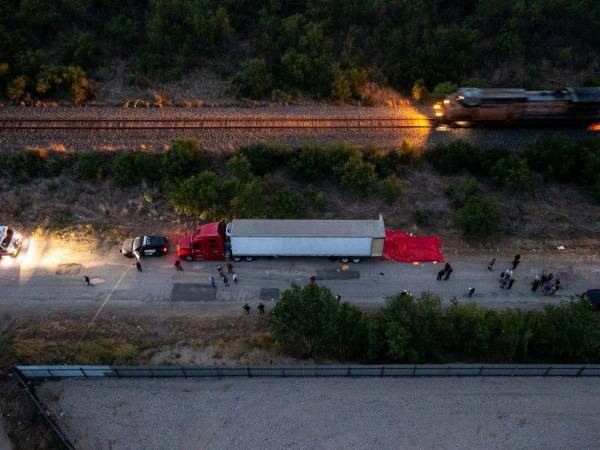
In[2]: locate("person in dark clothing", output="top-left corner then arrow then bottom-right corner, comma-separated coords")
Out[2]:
209,276 -> 216,288
222,275 -> 229,286
488,258 -> 496,271
174,260 -> 183,271
217,266 -> 224,277
243,303 -> 251,315
467,287 -> 475,297
443,268 -> 453,280
226,262 -> 234,273
437,269 -> 445,281
531,277 -> 541,292
84,276 -> 91,286
507,279 -> 515,290
547,273 -> 554,282
540,274 -> 548,285
136,261 -> 142,272
258,303 -> 265,315
336,294 -> 341,303
511,254 -> 521,270
310,275 -> 316,283
444,263 -> 451,273
551,279 -> 561,295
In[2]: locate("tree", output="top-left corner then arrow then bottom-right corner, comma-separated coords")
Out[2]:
378,175 -> 402,202
457,195 -> 500,237
489,154 -> 534,191
269,282 -> 341,357
111,152 -> 138,186
238,58 -> 272,98
168,171 -> 223,219
162,138 -> 207,179
431,81 -> 458,100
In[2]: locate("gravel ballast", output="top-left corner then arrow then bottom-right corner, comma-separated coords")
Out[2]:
39,377 -> 600,449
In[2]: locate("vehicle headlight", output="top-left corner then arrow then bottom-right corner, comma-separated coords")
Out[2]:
443,99 -> 450,104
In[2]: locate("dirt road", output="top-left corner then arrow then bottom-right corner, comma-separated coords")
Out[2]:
39,377 -> 600,450
1,236 -> 597,319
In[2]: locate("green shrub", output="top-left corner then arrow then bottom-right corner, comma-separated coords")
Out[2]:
238,57 -> 272,98
306,184 -> 326,211
525,137 -> 581,182
77,151 -> 103,180
446,301 -> 499,357
162,138 -> 207,179
272,188 -> 305,218
431,81 -> 458,100
288,145 -> 329,180
333,153 -> 377,194
111,152 -> 138,186
457,195 -> 500,236
134,153 -> 163,184
5,150 -> 47,180
229,178 -> 270,218
168,171 -> 223,219
226,154 -> 253,180
239,143 -> 287,176
446,176 -> 481,207
378,175 -> 403,202
489,154 -> 534,190
427,141 -> 478,174
269,282 -> 368,358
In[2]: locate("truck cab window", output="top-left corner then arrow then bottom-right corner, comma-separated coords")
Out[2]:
192,243 -> 201,250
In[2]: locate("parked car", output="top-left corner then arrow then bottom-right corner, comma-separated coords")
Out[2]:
121,235 -> 168,259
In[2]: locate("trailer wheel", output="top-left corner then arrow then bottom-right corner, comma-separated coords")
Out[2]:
340,257 -> 349,263
244,256 -> 254,262
352,257 -> 361,263
233,256 -> 242,262
185,256 -> 193,262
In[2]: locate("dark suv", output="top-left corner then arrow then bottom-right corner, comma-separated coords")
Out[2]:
121,235 -> 169,258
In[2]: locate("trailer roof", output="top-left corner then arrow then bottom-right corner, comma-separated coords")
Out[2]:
229,217 -> 385,238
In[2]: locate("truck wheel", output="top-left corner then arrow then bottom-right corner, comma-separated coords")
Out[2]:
185,256 -> 193,262
352,257 -> 361,263
340,257 -> 349,263
244,256 -> 254,262
233,256 -> 242,262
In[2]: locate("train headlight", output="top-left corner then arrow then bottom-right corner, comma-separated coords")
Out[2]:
435,112 -> 443,117
433,104 -> 441,110
443,99 -> 450,104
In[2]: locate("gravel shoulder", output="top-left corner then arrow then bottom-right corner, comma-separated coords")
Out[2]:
39,377 -> 600,450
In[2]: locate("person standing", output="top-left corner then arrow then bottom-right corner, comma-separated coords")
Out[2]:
336,294 -> 341,303
487,258 -> 496,271
507,279 -> 515,290
232,272 -> 238,284
531,276 -> 541,293
226,262 -> 234,274
209,276 -> 216,288
243,303 -> 251,315
258,303 -> 265,315
467,287 -> 475,297
436,269 -> 445,281
136,261 -> 142,272
174,260 -> 184,271
222,274 -> 229,286
511,254 -> 521,270
84,276 -> 91,286
443,266 -> 453,281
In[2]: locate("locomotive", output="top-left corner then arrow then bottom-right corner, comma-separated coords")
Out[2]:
433,86 -> 600,125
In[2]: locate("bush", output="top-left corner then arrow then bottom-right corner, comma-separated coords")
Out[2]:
288,145 -> 329,180
446,176 -> 481,207
269,282 -> 368,358
238,58 -> 272,98
77,152 -> 103,180
489,154 -> 534,191
446,301 -> 498,358
431,81 -> 458,100
4,150 -> 47,180
525,137 -> 581,182
239,143 -> 287,176
378,175 -> 402,202
457,195 -> 500,236
333,153 -> 378,194
163,138 -> 207,179
427,141 -> 478,174
272,188 -> 305,218
229,178 -> 270,218
226,154 -> 253,180
111,152 -> 138,186
306,184 -> 326,211
168,171 -> 224,219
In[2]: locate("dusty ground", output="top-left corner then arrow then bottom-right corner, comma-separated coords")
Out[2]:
39,377 -> 600,450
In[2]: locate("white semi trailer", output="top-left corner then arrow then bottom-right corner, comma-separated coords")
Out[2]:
177,216 -> 386,263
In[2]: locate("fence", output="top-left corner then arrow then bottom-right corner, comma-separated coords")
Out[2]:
15,364 -> 600,379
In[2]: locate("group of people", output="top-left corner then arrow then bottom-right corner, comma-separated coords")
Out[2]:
436,263 -> 453,281
531,273 -> 561,296
208,262 -> 239,288
497,254 -> 521,290
243,303 -> 265,315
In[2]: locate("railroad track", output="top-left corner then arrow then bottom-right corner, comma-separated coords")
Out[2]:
0,117 -> 434,129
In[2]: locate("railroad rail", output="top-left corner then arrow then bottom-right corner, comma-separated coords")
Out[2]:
0,117 -> 433,129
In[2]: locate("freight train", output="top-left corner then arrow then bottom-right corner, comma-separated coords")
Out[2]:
433,86 -> 600,125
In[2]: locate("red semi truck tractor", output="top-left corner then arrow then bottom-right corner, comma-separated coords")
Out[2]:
176,217 -> 386,263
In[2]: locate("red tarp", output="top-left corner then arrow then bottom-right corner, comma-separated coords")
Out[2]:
382,229 -> 444,263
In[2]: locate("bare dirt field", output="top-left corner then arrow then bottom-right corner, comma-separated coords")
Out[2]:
39,377 -> 600,450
